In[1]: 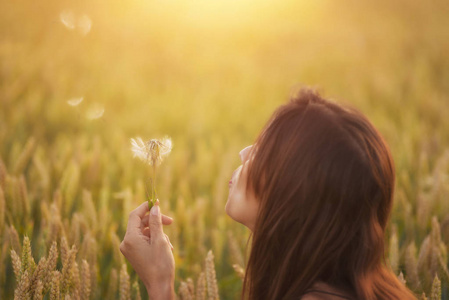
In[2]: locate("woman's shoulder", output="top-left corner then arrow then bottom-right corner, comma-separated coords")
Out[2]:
300,281 -> 356,300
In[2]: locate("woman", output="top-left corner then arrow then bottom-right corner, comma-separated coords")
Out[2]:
120,87 -> 418,299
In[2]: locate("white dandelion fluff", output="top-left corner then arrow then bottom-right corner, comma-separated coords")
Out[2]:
78,14 -> 92,36
86,103 -> 105,120
60,10 -> 92,36
130,136 -> 172,166
60,10 -> 76,30
130,136 -> 172,207
67,97 -> 84,106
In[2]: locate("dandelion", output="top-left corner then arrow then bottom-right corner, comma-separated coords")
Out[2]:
130,136 -> 172,209
130,137 -> 172,166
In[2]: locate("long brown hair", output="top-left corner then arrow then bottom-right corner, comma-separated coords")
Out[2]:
241,87 -> 418,299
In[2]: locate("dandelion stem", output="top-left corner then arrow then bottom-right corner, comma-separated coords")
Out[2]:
149,163 -> 156,210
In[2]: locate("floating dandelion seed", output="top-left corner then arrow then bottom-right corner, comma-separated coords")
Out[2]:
60,10 -> 76,30
130,136 -> 172,209
67,97 -> 84,106
78,14 -> 92,36
86,103 -> 105,120
60,10 -> 92,36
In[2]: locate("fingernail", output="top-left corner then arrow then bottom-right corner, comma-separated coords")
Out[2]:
151,204 -> 160,216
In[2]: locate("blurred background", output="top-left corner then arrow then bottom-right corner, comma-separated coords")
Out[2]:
1,0 -> 449,298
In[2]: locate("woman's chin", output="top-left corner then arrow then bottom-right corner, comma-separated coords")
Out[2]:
225,198 -> 231,216
225,199 -> 237,220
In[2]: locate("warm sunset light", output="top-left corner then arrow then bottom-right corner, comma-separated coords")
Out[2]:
1,0 -> 448,298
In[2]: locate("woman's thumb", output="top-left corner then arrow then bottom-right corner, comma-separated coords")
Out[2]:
149,200 -> 163,239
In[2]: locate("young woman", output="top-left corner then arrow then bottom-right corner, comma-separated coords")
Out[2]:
120,87 -> 418,299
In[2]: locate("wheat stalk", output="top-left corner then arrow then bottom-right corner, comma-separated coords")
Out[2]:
70,213 -> 81,248
30,257 -> 47,297
15,270 -> 31,300
18,175 -> 29,220
9,225 -> 21,254
61,245 -> 77,296
80,259 -> 91,300
232,264 -> 245,280
21,236 -> 36,277
186,277 -> 195,296
196,272 -> 206,300
178,281 -> 193,300
106,268 -> 118,299
405,241 -> 421,289
430,274 -> 441,300
43,241 -> 59,294
205,250 -> 219,300
397,271 -> 406,285
82,189 -> 97,232
13,137 -> 36,174
227,230 -> 245,268
33,279 -> 43,300
11,249 -> 22,282
0,185 -> 4,236
418,236 -> 431,279
71,261 -> 81,300
60,236 -> 69,266
389,224 -> 399,274
0,156 -> 7,188
132,280 -> 141,300
119,264 -> 130,300
49,270 -> 61,300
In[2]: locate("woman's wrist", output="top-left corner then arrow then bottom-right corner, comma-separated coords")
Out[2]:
146,280 -> 175,300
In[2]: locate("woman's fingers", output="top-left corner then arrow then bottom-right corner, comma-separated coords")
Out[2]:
127,201 -> 150,232
142,230 -> 173,251
142,227 -> 151,238
165,234 -> 174,251
141,213 -> 173,228
141,222 -> 174,241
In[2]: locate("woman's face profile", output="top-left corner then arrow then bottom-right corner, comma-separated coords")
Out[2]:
225,145 -> 259,231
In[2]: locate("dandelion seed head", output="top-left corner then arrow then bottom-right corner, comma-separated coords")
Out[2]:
130,136 -> 172,166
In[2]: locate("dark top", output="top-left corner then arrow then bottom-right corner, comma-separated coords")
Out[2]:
302,289 -> 354,300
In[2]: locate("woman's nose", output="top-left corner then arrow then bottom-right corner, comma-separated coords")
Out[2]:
239,145 -> 252,163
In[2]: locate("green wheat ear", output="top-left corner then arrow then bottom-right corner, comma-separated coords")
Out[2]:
148,199 -> 154,211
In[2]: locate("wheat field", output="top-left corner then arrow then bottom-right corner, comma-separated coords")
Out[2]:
1,0 -> 449,299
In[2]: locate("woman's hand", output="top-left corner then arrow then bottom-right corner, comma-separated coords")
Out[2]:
120,199 -> 176,300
